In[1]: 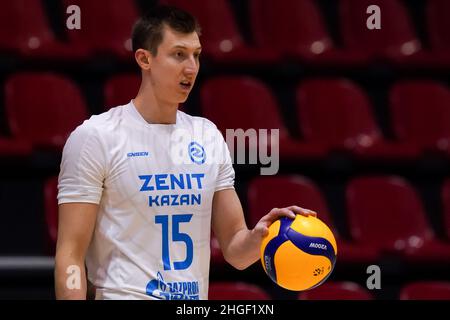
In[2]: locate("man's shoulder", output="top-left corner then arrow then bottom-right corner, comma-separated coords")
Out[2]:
177,110 -> 219,131
74,104 -> 128,136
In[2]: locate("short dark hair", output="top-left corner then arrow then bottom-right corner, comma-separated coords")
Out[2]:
131,5 -> 201,56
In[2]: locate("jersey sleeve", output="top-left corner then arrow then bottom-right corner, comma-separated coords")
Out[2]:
214,129 -> 235,192
58,124 -> 107,205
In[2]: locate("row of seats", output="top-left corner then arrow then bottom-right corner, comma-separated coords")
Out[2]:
0,0 -> 448,67
45,175 -> 450,263
208,281 -> 450,300
216,175 -> 450,264
202,76 -> 450,161
1,72 -> 449,161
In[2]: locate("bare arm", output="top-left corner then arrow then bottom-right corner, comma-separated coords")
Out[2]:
54,203 -> 98,300
211,189 -> 316,270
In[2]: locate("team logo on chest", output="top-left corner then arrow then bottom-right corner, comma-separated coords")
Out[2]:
139,173 -> 205,207
188,142 -> 205,164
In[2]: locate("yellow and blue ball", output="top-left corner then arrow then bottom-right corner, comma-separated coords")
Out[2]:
260,214 -> 337,291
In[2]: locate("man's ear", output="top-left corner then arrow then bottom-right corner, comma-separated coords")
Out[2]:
135,49 -> 152,71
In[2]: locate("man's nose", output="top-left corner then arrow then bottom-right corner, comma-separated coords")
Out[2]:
184,57 -> 199,76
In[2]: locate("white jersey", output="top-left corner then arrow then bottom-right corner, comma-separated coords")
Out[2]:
58,101 -> 235,300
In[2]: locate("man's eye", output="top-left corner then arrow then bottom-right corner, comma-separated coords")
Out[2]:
175,51 -> 184,58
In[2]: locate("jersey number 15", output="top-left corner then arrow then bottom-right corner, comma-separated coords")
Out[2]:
155,214 -> 193,271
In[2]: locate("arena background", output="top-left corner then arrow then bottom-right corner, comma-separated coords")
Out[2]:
0,0 -> 449,300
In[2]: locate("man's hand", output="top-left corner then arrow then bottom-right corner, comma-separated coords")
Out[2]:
252,206 -> 317,239
212,188 -> 318,270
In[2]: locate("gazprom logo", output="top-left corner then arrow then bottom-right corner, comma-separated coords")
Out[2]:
146,272 -> 199,300
188,142 -> 205,165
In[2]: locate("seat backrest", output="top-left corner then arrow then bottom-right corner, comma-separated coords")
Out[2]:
427,0 -> 450,50
0,0 -> 55,53
249,0 -> 333,56
389,81 -> 450,149
104,74 -> 141,109
247,175 -> 335,230
63,0 -> 138,54
299,281 -> 373,300
296,79 -> 382,148
161,0 -> 245,57
44,176 -> 58,252
5,72 -> 88,148
200,76 -> 289,138
346,176 -> 434,247
208,282 -> 271,300
400,281 -> 450,300
442,179 -> 450,239
340,0 -> 420,56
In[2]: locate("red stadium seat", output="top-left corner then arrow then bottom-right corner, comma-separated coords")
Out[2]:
426,0 -> 450,53
339,0 -> 428,66
426,0 -> 450,55
247,175 -> 380,263
249,0 -> 369,66
247,176 -> 333,227
400,281 -> 450,300
346,176 -> 450,262
0,0 -> 88,59
104,74 -> 141,109
0,137 -> 33,157
427,0 -> 450,51
5,72 -> 88,150
208,282 -> 271,300
442,180 -> 450,240
200,76 -> 326,161
161,0 -> 280,64
389,81 -> 450,156
63,0 -> 138,60
44,176 -> 58,254
425,0 -> 450,67
298,281 -> 373,300
296,79 -> 420,160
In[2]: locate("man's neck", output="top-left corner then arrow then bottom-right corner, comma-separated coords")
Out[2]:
133,84 -> 178,124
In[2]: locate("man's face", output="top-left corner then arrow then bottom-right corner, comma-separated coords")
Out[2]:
148,25 -> 201,105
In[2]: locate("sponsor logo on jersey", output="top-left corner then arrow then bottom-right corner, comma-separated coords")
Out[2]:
127,151 -> 150,158
188,142 -> 205,164
146,272 -> 199,300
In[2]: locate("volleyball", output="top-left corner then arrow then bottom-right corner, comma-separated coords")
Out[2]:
260,214 -> 337,291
